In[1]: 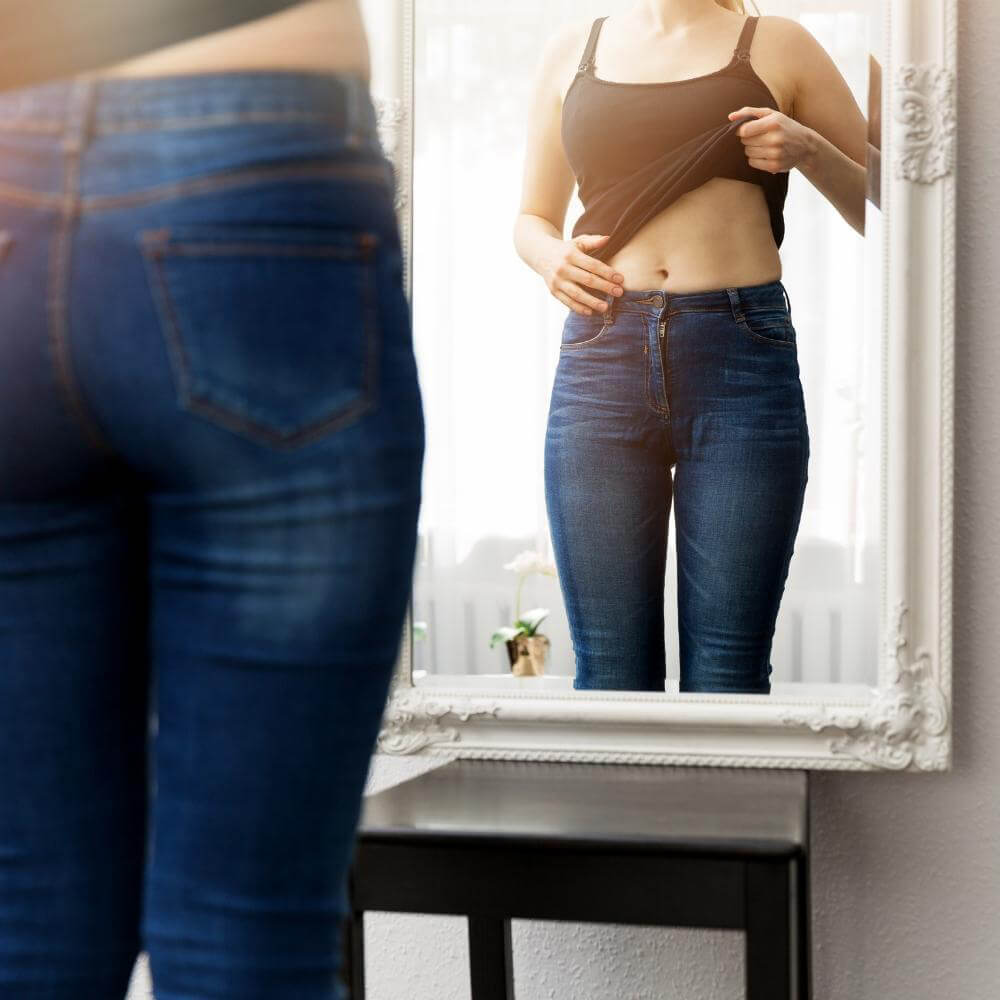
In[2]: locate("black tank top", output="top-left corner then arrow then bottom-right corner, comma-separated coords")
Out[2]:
560,15 -> 789,263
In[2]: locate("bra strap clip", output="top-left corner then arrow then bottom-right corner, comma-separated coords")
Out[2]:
732,15 -> 758,63
577,16 -> 608,75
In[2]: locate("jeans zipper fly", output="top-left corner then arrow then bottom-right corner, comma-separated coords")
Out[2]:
657,311 -> 670,417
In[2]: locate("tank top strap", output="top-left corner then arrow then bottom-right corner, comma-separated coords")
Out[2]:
578,16 -> 609,74
733,15 -> 759,63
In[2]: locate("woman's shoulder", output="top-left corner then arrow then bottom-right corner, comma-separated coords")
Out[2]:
750,13 -> 836,108
540,15 -> 602,70
531,16 -> 601,105
752,13 -> 816,50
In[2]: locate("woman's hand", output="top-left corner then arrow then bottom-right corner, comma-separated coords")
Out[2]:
727,106 -> 818,174
537,234 -> 625,316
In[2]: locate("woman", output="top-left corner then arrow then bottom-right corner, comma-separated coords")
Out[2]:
0,3 -> 423,998
513,0 -> 867,693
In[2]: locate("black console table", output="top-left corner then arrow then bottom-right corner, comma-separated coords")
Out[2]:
343,759 -> 811,1000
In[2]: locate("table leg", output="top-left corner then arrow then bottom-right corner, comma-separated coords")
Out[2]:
468,915 -> 515,1000
341,909 -> 365,999
745,859 -> 794,1000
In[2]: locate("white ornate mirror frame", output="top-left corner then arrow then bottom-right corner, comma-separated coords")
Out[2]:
370,0 -> 955,772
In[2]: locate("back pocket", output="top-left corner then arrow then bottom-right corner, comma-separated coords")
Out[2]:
138,224 -> 379,449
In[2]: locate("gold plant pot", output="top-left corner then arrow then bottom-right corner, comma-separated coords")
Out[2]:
505,634 -> 549,676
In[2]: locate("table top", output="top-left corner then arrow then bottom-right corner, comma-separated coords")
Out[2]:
359,759 -> 809,857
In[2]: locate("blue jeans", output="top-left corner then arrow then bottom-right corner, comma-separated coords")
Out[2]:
544,279 -> 809,694
0,70 -> 424,998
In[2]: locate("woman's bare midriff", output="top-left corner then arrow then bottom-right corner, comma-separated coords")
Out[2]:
98,0 -> 370,84
601,178 -> 784,292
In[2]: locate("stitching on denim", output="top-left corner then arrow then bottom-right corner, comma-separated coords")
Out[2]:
82,159 -> 392,212
560,309 -> 613,349
645,348 -> 671,417
645,316 -> 671,417
0,181 -> 63,209
139,234 -> 197,404
152,242 -> 377,258
663,306 -> 731,316
138,228 -> 380,448
0,119 -> 63,133
49,251 -> 120,460
46,76 -> 118,458
736,313 -> 796,348
93,111 -> 378,134
182,392 -> 377,448
0,159 -> 392,211
618,305 -> 738,317
0,112 -> 380,140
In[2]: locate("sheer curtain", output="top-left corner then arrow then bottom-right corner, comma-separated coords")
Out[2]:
366,0 -> 882,686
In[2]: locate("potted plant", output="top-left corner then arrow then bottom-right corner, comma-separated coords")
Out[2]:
489,549 -> 557,676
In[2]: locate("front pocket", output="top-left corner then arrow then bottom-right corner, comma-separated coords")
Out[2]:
138,224 -> 379,448
736,305 -> 797,348
560,308 -> 612,349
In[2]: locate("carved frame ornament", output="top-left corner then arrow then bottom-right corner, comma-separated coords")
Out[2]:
372,0 -> 956,772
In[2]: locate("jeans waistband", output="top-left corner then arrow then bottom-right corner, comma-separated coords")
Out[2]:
0,69 -> 380,143
592,278 -> 791,322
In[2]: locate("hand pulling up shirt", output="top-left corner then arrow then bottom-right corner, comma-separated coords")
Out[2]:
560,15 -> 790,264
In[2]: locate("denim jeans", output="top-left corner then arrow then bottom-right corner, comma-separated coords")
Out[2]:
544,279 -> 809,694
0,70 -> 424,998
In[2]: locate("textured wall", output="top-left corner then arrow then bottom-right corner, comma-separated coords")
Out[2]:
126,2 -> 998,997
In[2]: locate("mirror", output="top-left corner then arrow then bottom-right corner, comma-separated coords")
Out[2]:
390,0 -> 883,695
361,0 -> 954,772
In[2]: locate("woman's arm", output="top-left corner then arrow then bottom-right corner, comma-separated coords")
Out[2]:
513,26 -> 581,277
513,22 -> 624,315
0,0 -> 306,92
783,16 -> 868,233
797,126 -> 868,234
729,16 -> 869,235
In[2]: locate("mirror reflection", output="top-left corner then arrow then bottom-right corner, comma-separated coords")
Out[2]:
394,0 -> 884,693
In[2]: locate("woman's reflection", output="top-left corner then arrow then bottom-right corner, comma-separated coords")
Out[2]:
513,0 -> 869,693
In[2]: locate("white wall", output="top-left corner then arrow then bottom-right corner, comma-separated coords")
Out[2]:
126,1 -> 999,996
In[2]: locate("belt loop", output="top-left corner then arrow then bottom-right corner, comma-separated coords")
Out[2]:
62,71 -> 99,156
344,74 -> 359,148
781,283 -> 792,322
603,288 -> 616,324
725,286 -> 744,323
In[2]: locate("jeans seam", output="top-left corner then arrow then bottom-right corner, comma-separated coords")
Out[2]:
47,75 -> 118,459
0,159 -> 393,212
93,111 -> 374,133
84,159 -> 393,212
0,119 -> 63,133
0,182 -> 64,208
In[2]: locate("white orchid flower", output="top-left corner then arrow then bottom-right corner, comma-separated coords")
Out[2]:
503,549 -> 557,576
